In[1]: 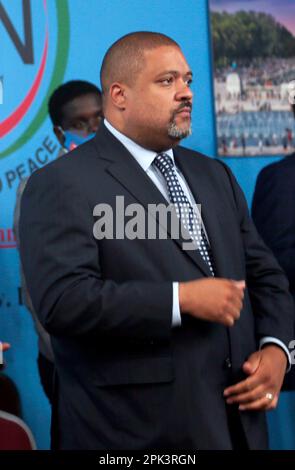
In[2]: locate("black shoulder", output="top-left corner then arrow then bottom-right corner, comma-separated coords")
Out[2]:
176,145 -> 228,173
24,138 -> 99,185
258,154 -> 295,180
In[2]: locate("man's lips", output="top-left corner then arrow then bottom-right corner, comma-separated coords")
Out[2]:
176,107 -> 192,117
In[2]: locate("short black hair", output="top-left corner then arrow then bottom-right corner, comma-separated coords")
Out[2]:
100,32 -> 179,96
48,80 -> 102,126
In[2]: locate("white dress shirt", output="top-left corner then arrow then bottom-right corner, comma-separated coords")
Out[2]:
104,119 -> 291,367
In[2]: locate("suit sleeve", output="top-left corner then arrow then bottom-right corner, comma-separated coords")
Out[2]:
252,166 -> 295,292
19,163 -> 172,341
217,160 -> 294,348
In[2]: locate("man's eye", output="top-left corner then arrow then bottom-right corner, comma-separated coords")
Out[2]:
161,77 -> 173,84
73,121 -> 84,130
186,79 -> 193,86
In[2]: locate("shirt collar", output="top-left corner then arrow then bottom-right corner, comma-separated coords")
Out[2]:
104,119 -> 174,173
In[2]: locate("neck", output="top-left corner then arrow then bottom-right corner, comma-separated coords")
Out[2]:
104,118 -> 180,152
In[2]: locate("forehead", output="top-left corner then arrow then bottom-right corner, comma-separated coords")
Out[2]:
141,45 -> 191,76
62,93 -> 102,120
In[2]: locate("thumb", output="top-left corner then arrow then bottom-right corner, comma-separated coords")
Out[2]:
243,351 -> 261,375
234,280 -> 246,290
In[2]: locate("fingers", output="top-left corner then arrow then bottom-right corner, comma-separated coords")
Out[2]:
0,342 -> 10,352
223,315 -> 235,327
234,280 -> 246,290
231,281 -> 245,308
181,277 -> 246,326
224,348 -> 282,411
243,358 -> 260,376
219,280 -> 245,326
224,298 -> 242,320
226,384 -> 265,405
238,393 -> 278,411
224,373 -> 261,399
224,379 -> 278,411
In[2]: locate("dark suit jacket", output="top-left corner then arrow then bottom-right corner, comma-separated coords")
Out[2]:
19,123 -> 294,449
252,154 -> 295,390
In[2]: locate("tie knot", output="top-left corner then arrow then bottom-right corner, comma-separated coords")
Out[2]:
153,153 -> 174,175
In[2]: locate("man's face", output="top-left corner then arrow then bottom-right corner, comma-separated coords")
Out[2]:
123,45 -> 193,151
61,93 -> 103,136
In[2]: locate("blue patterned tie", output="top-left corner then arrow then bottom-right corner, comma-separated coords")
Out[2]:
153,153 -> 215,275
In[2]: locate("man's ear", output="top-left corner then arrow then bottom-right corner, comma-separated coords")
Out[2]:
53,126 -> 65,146
109,82 -> 127,110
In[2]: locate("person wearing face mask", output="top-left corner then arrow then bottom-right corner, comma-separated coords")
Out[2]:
13,80 -> 103,405
50,80 -> 103,153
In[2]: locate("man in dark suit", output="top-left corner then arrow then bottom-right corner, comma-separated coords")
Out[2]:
252,149 -> 295,390
19,32 -> 294,450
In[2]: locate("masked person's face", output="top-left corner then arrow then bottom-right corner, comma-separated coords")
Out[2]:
57,93 -> 103,151
122,45 -> 193,152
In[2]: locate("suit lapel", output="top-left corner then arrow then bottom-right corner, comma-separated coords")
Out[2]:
93,125 -> 212,276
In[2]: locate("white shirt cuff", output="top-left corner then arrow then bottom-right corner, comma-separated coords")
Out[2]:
172,282 -> 182,327
260,337 -> 291,372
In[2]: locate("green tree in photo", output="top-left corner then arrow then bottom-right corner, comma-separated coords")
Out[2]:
211,10 -> 295,68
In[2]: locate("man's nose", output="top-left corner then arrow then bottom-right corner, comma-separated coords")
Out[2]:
175,82 -> 193,102
87,116 -> 103,134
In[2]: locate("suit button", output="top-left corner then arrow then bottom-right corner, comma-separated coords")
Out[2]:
224,357 -> 232,369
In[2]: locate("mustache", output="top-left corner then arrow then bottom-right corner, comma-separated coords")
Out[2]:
175,102 -> 192,114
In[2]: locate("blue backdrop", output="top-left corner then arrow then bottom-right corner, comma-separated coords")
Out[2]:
0,0 -> 294,449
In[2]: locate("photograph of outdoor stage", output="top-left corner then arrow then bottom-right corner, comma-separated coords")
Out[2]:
210,0 -> 295,156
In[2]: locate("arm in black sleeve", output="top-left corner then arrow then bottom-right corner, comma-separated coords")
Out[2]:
19,162 -> 172,341
252,165 -> 295,292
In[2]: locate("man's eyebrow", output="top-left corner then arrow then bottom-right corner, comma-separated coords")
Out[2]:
155,70 -> 193,78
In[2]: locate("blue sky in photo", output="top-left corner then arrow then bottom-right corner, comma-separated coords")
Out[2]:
210,0 -> 295,34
